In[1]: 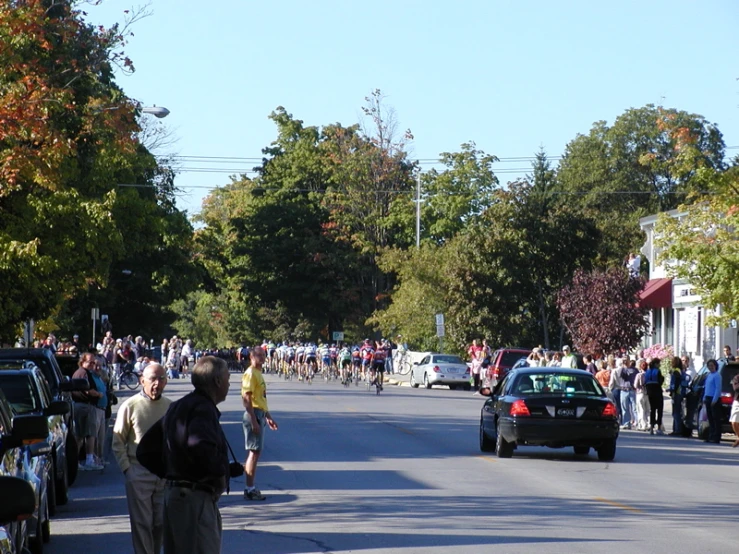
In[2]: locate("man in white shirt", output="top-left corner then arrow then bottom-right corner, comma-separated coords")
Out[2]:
561,345 -> 577,369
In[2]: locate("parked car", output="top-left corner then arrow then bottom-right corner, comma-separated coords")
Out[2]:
686,362 -> 739,439
0,476 -> 37,554
479,367 -> 620,460
0,391 -> 52,554
0,349 -> 88,486
410,354 -> 472,390
487,348 -> 532,384
0,364 -> 72,508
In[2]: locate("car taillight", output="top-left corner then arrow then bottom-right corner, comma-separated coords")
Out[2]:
465,367 -> 470,374
432,365 -> 441,373
601,402 -> 617,418
510,399 -> 530,416
720,392 -> 733,405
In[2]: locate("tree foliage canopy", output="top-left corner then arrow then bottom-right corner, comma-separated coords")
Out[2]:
655,160 -> 739,326
557,268 -> 649,356
0,1 -> 196,341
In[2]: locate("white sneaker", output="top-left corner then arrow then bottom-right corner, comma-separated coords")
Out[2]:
80,461 -> 104,471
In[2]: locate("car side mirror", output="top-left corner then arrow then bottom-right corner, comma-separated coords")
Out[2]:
6,414 -> 49,449
60,378 -> 90,392
0,476 -> 36,526
44,400 -> 70,417
478,387 -> 492,397
412,362 -> 419,366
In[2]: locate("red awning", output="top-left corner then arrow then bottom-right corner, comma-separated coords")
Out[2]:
639,278 -> 672,309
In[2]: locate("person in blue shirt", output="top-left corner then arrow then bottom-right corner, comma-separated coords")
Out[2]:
702,359 -> 723,444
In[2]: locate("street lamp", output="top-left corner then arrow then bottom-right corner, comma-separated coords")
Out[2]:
141,106 -> 170,119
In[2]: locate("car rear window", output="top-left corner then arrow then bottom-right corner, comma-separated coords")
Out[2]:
500,351 -> 529,367
433,355 -> 463,364
0,374 -> 41,414
722,366 -> 739,391
513,372 -> 604,396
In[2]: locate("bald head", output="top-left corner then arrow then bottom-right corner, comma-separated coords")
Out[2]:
141,362 -> 167,399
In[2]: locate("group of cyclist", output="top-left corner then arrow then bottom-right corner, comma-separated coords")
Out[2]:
241,338 -> 394,391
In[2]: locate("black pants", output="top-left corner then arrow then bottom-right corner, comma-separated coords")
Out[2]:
648,391 -> 663,429
704,398 -> 723,442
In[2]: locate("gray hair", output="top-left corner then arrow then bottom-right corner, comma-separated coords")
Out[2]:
191,356 -> 228,391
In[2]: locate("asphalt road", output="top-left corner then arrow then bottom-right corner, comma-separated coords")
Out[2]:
46,372 -> 736,554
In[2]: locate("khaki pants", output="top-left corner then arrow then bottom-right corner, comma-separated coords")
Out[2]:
163,485 -> 222,554
125,464 -> 165,554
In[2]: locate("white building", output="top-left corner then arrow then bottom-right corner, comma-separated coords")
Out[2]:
640,211 -> 736,370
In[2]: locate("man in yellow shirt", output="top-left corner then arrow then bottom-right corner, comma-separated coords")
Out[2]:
113,363 -> 171,554
242,346 -> 278,501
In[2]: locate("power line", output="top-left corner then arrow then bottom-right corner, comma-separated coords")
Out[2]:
158,145 -> 739,164
118,183 -> 722,195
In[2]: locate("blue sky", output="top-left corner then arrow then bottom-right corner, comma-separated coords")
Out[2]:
88,0 -> 739,215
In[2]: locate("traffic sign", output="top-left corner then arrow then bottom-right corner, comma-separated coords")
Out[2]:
435,313 -> 444,326
332,331 -> 344,342
436,324 -> 445,338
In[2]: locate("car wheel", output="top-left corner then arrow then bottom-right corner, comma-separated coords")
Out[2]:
47,464 -> 57,518
54,452 -> 69,506
423,373 -> 432,389
496,421 -> 514,458
573,446 -> 590,456
449,384 -> 458,390
597,440 -> 617,461
410,371 -> 419,388
479,417 -> 495,452
463,383 -> 472,391
65,435 -> 78,487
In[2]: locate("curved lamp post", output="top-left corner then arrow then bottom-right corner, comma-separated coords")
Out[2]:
141,106 -> 170,119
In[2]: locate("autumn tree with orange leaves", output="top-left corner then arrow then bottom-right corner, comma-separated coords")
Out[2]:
0,1 -> 196,340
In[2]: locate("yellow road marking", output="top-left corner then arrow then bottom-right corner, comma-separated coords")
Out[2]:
594,497 -> 643,513
346,407 -> 358,412
476,455 -> 497,463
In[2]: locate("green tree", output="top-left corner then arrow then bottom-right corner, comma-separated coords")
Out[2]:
556,104 -> 725,265
0,2 -> 197,342
420,142 -> 499,244
655,159 -> 739,326
368,245 -> 451,351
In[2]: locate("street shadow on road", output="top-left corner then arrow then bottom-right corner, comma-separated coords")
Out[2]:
219,528 -> 608,554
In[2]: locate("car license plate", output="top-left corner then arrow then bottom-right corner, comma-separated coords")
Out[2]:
557,408 -> 575,417
447,368 -> 458,373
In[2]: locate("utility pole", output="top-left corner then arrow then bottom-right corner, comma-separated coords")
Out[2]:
416,171 -> 421,249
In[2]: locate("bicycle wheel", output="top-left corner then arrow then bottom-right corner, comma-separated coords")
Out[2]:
398,357 -> 412,375
122,371 -> 140,390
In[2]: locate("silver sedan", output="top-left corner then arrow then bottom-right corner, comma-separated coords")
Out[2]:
410,354 -> 471,390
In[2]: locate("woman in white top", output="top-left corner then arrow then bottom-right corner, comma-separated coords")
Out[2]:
633,359 -> 650,431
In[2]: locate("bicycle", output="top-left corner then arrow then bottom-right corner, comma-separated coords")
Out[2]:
119,365 -> 140,390
396,350 -> 412,376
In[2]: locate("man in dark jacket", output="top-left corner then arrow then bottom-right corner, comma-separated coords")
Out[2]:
160,356 -> 232,554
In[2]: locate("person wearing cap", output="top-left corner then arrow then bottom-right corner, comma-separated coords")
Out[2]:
561,346 -> 577,369
72,333 -> 82,352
